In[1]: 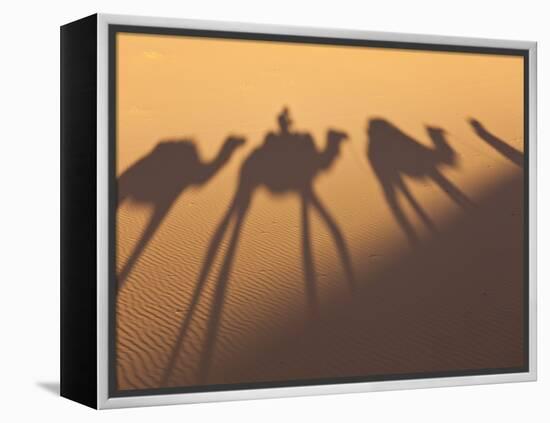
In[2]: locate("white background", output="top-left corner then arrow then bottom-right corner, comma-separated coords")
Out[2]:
0,0 -> 547,421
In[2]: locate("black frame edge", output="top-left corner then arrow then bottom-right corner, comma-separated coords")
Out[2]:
60,13 -> 98,409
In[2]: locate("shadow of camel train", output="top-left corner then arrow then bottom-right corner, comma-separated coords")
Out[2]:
118,111 -> 521,387
162,108 -> 356,385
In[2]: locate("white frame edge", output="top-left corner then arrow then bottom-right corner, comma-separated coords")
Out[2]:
96,13 -> 537,409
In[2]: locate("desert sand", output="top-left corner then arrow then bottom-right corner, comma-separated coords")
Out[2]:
114,32 -> 525,391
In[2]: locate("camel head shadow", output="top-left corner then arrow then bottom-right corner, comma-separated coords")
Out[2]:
468,118 -> 523,167
116,135 -> 245,290
367,118 -> 474,245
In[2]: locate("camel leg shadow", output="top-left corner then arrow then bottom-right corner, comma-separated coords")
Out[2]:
380,179 -> 419,245
117,202 -> 172,290
379,172 -> 471,246
196,199 -> 249,383
160,188 -> 251,386
306,189 -> 356,294
301,195 -> 319,318
430,170 -> 475,209
396,178 -> 439,236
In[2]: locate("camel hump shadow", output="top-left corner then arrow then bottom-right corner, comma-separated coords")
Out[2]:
119,140 -> 201,205
367,118 -> 474,245
242,124 -> 349,194
116,136 -> 245,290
367,119 -> 456,178
119,137 -> 245,204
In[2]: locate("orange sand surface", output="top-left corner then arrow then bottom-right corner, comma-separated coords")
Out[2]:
115,32 -> 525,391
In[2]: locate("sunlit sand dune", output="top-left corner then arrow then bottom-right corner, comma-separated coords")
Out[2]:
115,33 -> 525,391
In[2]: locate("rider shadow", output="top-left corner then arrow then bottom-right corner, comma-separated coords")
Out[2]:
367,118 -> 474,245
117,136 -> 245,291
469,118 -> 524,167
162,108 -> 355,385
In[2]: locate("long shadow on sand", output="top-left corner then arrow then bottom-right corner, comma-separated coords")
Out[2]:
469,118 -> 524,167
161,108 -> 355,385
367,118 -> 474,245
117,136 -> 245,290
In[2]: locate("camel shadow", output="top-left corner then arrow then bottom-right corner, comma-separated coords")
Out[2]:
117,136 -> 245,291
469,118 -> 524,167
367,118 -> 474,245
162,108 -> 355,385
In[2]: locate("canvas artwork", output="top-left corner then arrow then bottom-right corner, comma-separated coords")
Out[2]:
60,14 -> 535,408
113,31 -> 527,394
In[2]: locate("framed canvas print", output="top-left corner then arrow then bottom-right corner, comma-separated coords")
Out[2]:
60,13 -> 537,409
